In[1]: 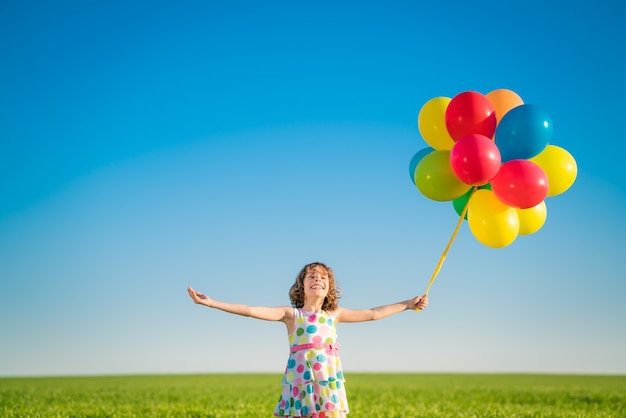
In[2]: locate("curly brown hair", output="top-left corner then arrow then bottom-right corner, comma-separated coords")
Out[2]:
289,262 -> 342,311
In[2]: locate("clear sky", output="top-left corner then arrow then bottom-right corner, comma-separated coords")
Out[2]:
1,1 -> 625,377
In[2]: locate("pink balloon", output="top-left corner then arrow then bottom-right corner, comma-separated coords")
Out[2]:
445,91 -> 497,141
491,159 -> 549,209
450,134 -> 502,186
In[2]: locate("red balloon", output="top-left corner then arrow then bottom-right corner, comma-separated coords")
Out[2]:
445,91 -> 497,141
491,160 -> 549,209
450,134 -> 501,186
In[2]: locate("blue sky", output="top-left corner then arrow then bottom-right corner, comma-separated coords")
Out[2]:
1,1 -> 625,377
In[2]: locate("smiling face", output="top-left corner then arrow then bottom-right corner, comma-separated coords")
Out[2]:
303,266 -> 330,300
289,262 -> 341,310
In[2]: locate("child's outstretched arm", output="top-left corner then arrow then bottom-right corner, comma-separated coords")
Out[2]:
336,294 -> 429,323
187,286 -> 292,322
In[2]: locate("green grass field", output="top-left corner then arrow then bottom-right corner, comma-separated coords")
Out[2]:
1,373 -> 625,417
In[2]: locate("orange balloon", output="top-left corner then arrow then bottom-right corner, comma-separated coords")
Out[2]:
486,89 -> 524,125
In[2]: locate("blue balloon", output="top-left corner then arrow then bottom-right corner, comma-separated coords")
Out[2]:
409,147 -> 434,184
495,104 -> 553,162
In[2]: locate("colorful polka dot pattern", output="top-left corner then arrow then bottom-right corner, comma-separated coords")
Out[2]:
274,309 -> 348,417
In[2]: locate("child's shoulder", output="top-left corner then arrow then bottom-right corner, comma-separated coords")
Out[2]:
324,308 -> 341,319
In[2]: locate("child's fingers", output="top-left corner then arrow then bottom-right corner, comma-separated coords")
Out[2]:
188,287 -> 202,301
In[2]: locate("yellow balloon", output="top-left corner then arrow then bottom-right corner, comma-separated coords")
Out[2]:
468,189 -> 519,248
486,89 -> 524,125
418,97 -> 455,150
516,201 -> 547,235
530,145 -> 577,197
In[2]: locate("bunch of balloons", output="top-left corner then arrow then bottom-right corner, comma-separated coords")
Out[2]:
409,89 -> 577,248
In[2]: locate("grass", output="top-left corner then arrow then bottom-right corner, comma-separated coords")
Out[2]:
1,373 -> 625,417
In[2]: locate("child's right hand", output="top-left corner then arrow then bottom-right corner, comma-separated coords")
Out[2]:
187,286 -> 212,306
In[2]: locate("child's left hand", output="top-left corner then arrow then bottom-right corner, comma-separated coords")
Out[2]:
412,295 -> 429,310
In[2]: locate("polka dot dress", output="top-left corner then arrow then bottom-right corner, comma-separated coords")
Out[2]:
274,308 -> 349,418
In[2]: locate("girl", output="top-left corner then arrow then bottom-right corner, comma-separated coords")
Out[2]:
187,261 -> 429,418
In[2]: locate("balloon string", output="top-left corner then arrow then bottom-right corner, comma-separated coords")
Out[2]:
416,186 -> 477,311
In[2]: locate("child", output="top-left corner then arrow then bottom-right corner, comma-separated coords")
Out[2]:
187,261 -> 429,418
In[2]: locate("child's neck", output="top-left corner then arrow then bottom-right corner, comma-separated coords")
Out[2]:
302,297 -> 324,313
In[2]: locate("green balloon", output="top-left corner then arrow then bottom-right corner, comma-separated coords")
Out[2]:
452,184 -> 492,219
409,147 -> 434,185
414,150 -> 471,201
